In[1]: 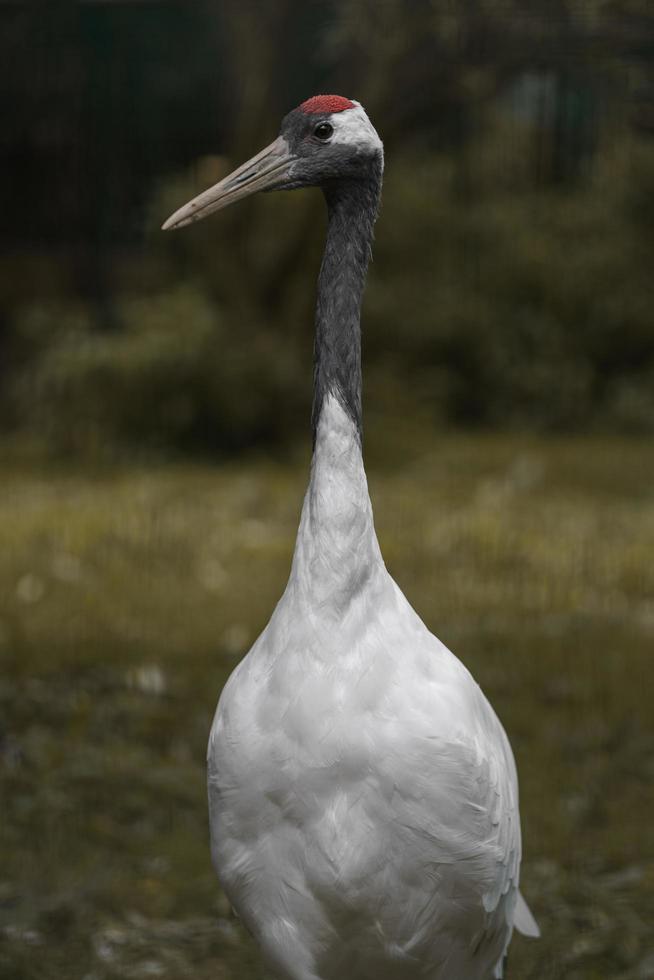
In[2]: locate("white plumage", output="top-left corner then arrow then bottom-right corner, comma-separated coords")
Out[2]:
208,397 -> 538,980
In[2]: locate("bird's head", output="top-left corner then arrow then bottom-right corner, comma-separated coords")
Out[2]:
162,95 -> 383,231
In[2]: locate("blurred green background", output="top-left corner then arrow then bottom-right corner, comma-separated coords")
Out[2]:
1,1 -> 653,978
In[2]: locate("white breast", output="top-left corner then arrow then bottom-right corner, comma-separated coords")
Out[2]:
207,397 -> 528,980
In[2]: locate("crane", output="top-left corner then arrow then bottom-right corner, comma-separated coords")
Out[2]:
163,95 -> 539,980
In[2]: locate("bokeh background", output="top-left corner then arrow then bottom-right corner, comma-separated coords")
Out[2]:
1,2 -> 653,978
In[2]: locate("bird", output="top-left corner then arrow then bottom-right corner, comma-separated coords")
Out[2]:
163,94 -> 539,980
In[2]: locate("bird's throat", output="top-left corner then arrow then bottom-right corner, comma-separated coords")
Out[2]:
287,171 -> 384,613
311,171 -> 382,444
292,393 -> 383,616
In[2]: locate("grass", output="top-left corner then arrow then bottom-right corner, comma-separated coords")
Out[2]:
1,433 -> 653,979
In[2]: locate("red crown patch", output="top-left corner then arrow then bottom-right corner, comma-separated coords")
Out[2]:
299,95 -> 355,115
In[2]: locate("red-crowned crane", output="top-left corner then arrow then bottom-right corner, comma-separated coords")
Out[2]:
163,95 -> 539,980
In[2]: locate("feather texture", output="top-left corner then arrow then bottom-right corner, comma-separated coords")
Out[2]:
208,397 -> 537,979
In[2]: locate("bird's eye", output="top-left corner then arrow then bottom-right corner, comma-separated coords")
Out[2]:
313,122 -> 334,141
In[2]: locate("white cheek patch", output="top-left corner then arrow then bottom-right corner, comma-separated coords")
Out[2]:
329,104 -> 383,156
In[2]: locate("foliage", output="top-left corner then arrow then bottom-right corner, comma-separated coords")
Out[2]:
6,119 -> 654,454
1,0 -> 653,454
370,123 -> 654,432
7,286 -> 305,456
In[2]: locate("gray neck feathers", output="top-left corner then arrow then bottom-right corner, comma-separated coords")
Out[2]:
311,165 -> 383,444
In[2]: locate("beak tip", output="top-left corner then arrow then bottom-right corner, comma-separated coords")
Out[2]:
162,208 -> 198,231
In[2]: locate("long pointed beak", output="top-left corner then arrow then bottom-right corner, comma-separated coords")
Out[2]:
162,136 -> 294,231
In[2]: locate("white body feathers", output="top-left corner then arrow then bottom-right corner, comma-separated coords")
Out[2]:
208,396 -> 537,980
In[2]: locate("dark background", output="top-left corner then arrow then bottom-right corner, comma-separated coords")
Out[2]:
2,0 -> 654,453
1,3 -> 653,980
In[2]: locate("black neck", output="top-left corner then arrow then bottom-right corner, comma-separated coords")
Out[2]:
311,166 -> 383,444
